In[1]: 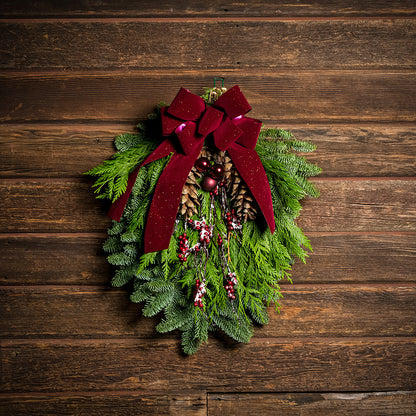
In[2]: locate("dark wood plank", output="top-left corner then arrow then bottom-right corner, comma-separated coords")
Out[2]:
1,72 -> 415,123
293,233 -> 416,283
1,285 -> 415,338
2,391 -> 415,416
287,125 -> 416,178
1,20 -> 415,70
0,1 -> 415,17
208,391 -> 416,416
1,339 -> 415,392
298,179 -> 416,232
1,179 -> 414,232
0,393 -> 206,416
0,234 -> 110,285
1,124 -> 415,178
2,233 -> 414,285
0,179 -> 111,233
0,125 -> 121,178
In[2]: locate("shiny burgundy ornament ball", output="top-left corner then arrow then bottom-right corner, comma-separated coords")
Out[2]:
195,157 -> 211,173
201,176 -> 218,192
209,163 -> 225,179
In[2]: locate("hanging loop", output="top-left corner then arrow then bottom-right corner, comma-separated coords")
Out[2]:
213,78 -> 225,88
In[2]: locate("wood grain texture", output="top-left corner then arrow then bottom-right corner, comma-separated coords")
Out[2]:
1,233 -> 414,285
293,233 -> 416,283
1,339 -> 415,393
1,72 -> 415,123
0,1 -> 415,17
1,2 -> 415,414
298,179 -> 416,232
1,20 -> 415,70
1,391 -> 414,416
1,285 -> 415,338
0,234 -> 110,285
1,124 -> 415,178
208,391 -> 416,416
1,179 -> 414,232
0,393 -> 206,416
288,125 -> 416,177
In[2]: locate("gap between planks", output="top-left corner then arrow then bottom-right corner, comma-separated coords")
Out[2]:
1,283 -> 415,290
0,176 -> 415,184
2,69 -> 416,78
0,390 -> 412,398
1,231 -> 415,238
1,337 -> 415,347
1,16 -> 415,24
2,121 -> 416,128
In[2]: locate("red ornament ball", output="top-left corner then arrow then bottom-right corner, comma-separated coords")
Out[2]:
210,163 -> 225,179
195,157 -> 211,173
201,176 -> 218,192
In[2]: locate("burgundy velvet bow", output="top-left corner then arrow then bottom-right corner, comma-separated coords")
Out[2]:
108,85 -> 275,253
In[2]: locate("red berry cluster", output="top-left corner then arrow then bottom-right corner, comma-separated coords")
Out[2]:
188,218 -> 212,244
224,272 -> 237,300
217,233 -> 223,246
210,185 -> 219,197
225,209 -> 242,231
178,232 -> 202,263
177,233 -> 189,263
194,278 -> 206,308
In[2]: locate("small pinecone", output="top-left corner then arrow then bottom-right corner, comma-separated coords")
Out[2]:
229,168 -> 258,222
207,87 -> 227,104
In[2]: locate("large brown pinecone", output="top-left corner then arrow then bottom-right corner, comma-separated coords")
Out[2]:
179,146 -> 214,219
215,152 -> 258,222
228,165 -> 258,222
179,169 -> 201,218
231,180 -> 258,222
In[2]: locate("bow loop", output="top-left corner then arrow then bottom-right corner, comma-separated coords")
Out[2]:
213,85 -> 252,119
233,116 -> 262,150
109,85 -> 275,253
213,117 -> 243,151
166,87 -> 206,121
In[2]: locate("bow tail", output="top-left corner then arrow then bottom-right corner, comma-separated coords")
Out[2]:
143,140 -> 204,253
108,140 -> 176,221
227,145 -> 276,233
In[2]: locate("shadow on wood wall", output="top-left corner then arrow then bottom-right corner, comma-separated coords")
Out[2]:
0,1 -> 415,415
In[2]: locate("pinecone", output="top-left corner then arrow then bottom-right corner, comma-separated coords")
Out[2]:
207,87 -> 227,104
213,151 -> 233,185
179,146 -> 215,219
179,169 -> 201,218
229,166 -> 258,222
213,151 -> 258,222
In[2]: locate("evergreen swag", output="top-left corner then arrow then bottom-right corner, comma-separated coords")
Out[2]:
86,85 -> 321,354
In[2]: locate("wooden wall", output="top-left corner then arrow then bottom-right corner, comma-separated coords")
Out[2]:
1,2 -> 415,415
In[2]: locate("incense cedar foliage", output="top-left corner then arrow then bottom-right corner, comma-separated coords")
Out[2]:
87,106 -> 320,355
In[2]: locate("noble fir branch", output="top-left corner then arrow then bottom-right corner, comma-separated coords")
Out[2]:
114,132 -> 145,152
85,139 -> 158,202
258,128 -> 317,153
